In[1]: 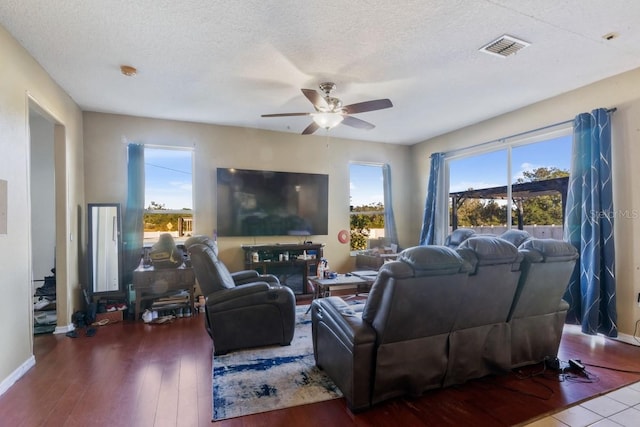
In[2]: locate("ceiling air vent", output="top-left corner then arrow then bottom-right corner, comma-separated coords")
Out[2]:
479,34 -> 530,58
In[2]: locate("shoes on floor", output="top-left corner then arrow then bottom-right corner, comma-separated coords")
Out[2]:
33,297 -> 53,310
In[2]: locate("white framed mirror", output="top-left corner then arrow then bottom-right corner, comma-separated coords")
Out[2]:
88,203 -> 122,294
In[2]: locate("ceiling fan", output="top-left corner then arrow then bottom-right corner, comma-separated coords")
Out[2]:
261,82 -> 393,135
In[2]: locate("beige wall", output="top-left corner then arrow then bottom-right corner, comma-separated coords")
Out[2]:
0,26 -> 84,393
83,113 -> 413,274
410,67 -> 640,338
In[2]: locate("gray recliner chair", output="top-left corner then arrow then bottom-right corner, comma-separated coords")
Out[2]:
311,245 -> 469,411
499,229 -> 532,247
508,238 -> 579,368
184,235 -> 281,286
444,228 -> 476,248
185,236 -> 296,355
445,236 -> 523,386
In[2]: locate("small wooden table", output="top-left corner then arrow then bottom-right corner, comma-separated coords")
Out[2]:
308,274 -> 375,301
132,264 -> 195,320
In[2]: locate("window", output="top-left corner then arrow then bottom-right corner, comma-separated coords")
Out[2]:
349,163 -> 385,251
447,129 -> 571,239
449,149 -> 508,231
143,147 -> 193,244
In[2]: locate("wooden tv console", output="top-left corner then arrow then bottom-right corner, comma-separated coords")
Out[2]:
241,243 -> 324,295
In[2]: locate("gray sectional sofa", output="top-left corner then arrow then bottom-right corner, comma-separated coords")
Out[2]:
311,236 -> 578,411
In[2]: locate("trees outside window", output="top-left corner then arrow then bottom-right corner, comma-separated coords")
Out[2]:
514,167 -> 569,226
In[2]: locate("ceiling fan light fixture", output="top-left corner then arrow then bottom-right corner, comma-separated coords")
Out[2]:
311,112 -> 344,129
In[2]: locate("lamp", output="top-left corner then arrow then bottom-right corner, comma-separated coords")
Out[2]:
311,112 -> 344,130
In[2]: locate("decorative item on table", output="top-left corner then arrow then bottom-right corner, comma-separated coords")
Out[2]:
149,233 -> 183,268
318,257 -> 329,278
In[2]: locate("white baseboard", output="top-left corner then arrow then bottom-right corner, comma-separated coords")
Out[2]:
0,355 -> 36,397
609,332 -> 640,347
54,323 -> 75,334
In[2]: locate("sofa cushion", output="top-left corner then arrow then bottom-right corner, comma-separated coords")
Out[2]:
188,244 -> 236,293
399,245 -> 464,276
458,236 -> 520,266
444,228 -> 476,248
184,234 -> 218,255
520,238 -> 578,262
499,230 -> 531,247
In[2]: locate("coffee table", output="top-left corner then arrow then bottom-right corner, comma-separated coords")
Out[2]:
308,273 -> 375,301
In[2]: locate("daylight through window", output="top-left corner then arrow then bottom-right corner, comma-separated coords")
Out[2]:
447,130 -> 571,240
349,163 -> 385,251
143,147 -> 193,244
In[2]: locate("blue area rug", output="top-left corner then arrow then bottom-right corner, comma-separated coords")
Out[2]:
212,304 -> 344,421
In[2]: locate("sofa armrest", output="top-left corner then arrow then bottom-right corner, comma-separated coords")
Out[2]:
313,297 -> 376,346
312,297 -> 376,411
232,270 -> 280,285
207,282 -> 270,305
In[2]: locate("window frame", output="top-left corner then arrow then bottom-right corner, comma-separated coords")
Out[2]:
348,161 -> 387,253
444,125 -> 572,233
143,145 -> 195,243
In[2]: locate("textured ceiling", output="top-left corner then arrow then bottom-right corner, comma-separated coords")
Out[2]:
2,1 -> 640,145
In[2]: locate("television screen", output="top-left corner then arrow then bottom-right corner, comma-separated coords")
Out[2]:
216,168 -> 329,237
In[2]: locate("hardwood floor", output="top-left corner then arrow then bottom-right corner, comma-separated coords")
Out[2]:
2,311 -> 640,426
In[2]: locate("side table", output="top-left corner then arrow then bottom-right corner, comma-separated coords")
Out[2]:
132,264 -> 195,320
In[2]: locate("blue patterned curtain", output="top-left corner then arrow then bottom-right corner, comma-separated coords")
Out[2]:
122,143 -> 145,286
419,152 -> 445,245
563,108 -> 617,337
382,164 -> 399,247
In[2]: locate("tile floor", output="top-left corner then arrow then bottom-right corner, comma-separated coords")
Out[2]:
523,381 -> 640,426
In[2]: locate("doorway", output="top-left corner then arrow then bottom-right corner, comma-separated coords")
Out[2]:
29,107 -> 57,335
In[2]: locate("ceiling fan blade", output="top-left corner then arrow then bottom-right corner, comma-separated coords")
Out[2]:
301,121 -> 320,135
301,89 -> 328,109
261,112 -> 311,117
341,115 -> 376,130
342,99 -> 393,114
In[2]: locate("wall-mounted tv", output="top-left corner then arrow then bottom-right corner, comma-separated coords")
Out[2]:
216,168 -> 329,237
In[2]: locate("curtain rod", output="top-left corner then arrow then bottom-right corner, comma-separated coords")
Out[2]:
444,107 -> 616,158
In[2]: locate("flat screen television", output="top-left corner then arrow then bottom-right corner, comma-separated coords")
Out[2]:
216,168 -> 329,237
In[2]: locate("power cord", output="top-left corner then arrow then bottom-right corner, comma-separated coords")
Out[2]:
474,354 -> 636,402
507,356 -> 599,400
583,362 -> 640,375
